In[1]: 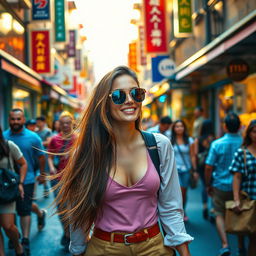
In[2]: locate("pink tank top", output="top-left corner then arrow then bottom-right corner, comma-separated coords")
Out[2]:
95,152 -> 160,232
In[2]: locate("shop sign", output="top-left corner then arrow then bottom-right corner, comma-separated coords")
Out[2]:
151,55 -> 176,82
173,0 -> 193,37
55,0 -> 66,42
144,0 -> 167,53
32,0 -> 50,20
128,42 -> 138,72
74,49 -> 81,71
67,30 -> 76,57
31,30 -> 51,74
227,59 -> 249,81
138,26 -> 147,66
61,64 -> 73,90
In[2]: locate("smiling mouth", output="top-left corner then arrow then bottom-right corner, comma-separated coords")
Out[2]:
122,108 -> 136,113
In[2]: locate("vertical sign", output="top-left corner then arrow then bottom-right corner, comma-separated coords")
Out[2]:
138,26 -> 147,66
32,0 -> 50,20
128,42 -> 138,72
55,0 -> 66,42
144,0 -> 167,53
31,30 -> 51,73
173,0 -> 193,37
74,49 -> 81,71
67,30 -> 76,57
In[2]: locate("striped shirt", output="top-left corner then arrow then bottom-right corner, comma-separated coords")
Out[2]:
229,148 -> 256,200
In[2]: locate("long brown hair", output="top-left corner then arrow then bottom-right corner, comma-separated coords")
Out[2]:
242,119 -> 256,147
55,66 -> 141,233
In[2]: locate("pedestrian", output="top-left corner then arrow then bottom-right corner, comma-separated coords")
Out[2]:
147,116 -> 172,139
192,106 -> 205,139
54,66 -> 193,256
3,108 -> 47,256
229,119 -> 256,256
171,119 -> 198,221
25,120 -> 37,132
205,112 -> 242,256
0,125 -> 27,256
51,119 -> 60,136
196,119 -> 215,219
48,111 -> 76,251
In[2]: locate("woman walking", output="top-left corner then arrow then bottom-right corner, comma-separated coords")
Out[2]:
171,120 -> 197,221
54,66 -> 193,256
229,119 -> 256,256
0,126 -> 27,256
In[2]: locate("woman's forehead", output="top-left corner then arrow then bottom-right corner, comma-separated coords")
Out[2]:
112,75 -> 138,90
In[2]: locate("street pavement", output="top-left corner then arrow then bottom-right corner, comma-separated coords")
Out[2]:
3,181 -> 240,256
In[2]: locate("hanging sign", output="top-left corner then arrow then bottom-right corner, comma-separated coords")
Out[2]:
31,30 -> 51,74
151,55 -> 176,82
227,59 -> 249,81
67,30 -> 76,57
128,42 -> 138,72
32,0 -> 50,20
144,0 -> 167,53
138,26 -> 147,66
55,0 -> 66,42
173,0 -> 193,37
74,49 -> 82,71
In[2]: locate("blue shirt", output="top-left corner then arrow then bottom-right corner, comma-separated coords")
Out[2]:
4,128 -> 45,185
206,133 -> 242,191
147,124 -> 171,139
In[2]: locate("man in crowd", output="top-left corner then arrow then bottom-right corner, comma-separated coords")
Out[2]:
192,106 -> 205,138
48,111 -> 76,251
205,113 -> 242,256
147,115 -> 172,139
4,109 -> 47,255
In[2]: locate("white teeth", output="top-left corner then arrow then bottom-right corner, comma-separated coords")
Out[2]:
122,108 -> 135,112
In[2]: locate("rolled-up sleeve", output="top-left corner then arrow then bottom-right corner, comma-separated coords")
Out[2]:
155,134 -> 194,247
69,225 -> 87,255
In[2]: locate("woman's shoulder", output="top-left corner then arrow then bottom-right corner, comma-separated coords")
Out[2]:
7,140 -> 20,151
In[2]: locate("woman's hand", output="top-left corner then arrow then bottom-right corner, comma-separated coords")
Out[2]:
18,184 -> 24,199
233,200 -> 242,214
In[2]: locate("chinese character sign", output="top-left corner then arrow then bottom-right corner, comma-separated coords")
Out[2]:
32,0 -> 50,20
174,0 -> 193,37
67,30 -> 76,57
138,26 -> 147,66
55,0 -> 66,42
144,0 -> 167,53
31,30 -> 51,73
128,42 -> 138,72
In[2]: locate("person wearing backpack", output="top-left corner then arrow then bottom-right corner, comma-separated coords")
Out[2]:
0,125 -> 27,256
52,66 -> 193,256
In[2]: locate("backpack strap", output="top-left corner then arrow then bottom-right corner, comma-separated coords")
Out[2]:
140,131 -> 161,179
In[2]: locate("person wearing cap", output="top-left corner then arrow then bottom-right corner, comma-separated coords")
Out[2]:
25,119 -> 37,132
147,116 -> 172,139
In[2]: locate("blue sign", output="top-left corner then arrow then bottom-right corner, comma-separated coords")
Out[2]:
32,0 -> 50,20
151,55 -> 176,83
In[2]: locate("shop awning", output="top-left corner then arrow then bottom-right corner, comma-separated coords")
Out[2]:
0,49 -> 42,92
174,10 -> 256,80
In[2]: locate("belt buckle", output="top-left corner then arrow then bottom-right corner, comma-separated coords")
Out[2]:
124,233 -> 134,245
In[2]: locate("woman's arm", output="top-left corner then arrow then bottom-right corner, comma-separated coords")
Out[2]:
233,172 -> 242,211
189,141 -> 197,171
176,242 -> 191,256
15,157 -> 27,199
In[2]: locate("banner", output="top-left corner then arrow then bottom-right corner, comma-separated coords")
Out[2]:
67,30 -> 76,57
128,42 -> 138,72
75,49 -> 82,71
55,0 -> 66,42
31,30 -> 51,73
173,0 -> 193,37
138,26 -> 147,66
32,0 -> 50,20
144,0 -> 167,53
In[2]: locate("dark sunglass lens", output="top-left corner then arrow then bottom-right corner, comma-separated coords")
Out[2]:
111,90 -> 126,104
131,88 -> 145,102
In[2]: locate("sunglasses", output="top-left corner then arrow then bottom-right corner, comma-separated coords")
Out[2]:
109,88 -> 146,105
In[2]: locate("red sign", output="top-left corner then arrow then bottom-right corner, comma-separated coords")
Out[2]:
144,0 -> 167,53
31,30 -> 51,73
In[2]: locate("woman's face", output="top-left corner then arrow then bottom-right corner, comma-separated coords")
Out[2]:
174,121 -> 185,135
249,126 -> 256,144
109,74 -> 141,124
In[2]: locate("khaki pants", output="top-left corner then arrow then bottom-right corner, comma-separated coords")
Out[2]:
85,232 -> 175,256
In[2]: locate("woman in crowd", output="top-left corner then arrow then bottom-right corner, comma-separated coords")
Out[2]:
51,120 -> 60,136
0,126 -> 27,256
54,66 -> 193,256
171,120 -> 197,221
197,119 -> 215,219
229,119 -> 256,256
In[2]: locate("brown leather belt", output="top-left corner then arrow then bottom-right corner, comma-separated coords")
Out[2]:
93,223 -> 160,245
